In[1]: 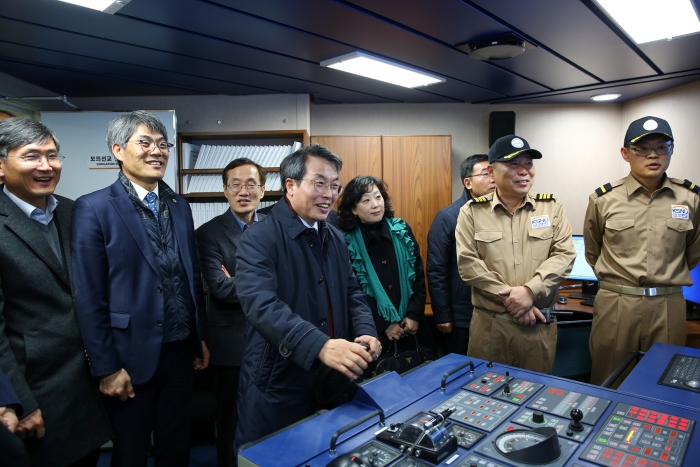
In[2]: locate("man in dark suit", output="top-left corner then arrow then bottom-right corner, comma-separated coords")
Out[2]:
195,157 -> 267,467
71,111 -> 208,467
0,118 -> 111,467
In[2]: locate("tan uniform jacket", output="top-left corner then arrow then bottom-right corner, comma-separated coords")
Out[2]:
456,191 -> 576,313
584,174 -> 700,286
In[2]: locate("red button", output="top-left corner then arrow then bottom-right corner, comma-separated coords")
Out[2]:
670,431 -> 677,438
549,388 -> 556,393
645,448 -> 653,456
638,460 -> 648,467
556,389 -> 564,395
632,447 -> 641,453
655,428 -> 662,434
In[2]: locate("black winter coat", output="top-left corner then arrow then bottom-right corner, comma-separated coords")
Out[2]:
233,199 -> 377,449
427,190 -> 474,329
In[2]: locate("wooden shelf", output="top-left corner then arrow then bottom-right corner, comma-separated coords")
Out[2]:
181,167 -> 280,175
182,191 -> 283,199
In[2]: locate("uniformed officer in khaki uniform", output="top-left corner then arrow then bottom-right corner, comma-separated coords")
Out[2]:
456,135 -> 575,373
585,116 -> 700,387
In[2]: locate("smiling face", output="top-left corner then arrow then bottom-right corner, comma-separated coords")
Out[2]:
224,164 -> 265,220
112,124 -> 168,191
0,140 -> 61,211
622,134 -> 672,189
493,153 -> 536,200
352,184 -> 385,224
285,156 -> 339,225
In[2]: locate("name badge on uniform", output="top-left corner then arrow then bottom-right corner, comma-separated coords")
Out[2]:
530,215 -> 551,229
672,205 -> 689,219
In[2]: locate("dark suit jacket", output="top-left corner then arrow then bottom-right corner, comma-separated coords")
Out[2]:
72,179 -> 206,385
0,191 -> 110,467
195,210 -> 266,367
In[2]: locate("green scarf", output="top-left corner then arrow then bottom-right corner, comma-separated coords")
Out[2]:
344,217 -> 417,323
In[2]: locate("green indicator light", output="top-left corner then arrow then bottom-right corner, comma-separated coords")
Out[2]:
598,438 -> 608,443
613,417 -> 621,421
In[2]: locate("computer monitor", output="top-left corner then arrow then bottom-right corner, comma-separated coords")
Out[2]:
568,235 -> 599,299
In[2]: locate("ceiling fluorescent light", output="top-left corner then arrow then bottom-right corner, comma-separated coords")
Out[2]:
595,0 -> 700,44
320,52 -> 445,88
591,93 -> 621,101
58,0 -> 131,14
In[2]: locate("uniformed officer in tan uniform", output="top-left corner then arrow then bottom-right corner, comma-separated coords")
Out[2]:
585,116 -> 700,387
456,135 -> 575,373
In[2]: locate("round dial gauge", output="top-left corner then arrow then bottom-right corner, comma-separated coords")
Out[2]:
493,427 -> 561,464
495,430 -> 548,452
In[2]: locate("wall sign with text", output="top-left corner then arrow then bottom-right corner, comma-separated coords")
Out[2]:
87,154 -> 119,169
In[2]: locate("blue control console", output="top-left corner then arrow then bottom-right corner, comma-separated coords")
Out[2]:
239,353 -> 700,467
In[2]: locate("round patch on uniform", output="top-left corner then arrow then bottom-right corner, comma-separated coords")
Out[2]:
643,119 -> 658,131
511,137 -> 524,148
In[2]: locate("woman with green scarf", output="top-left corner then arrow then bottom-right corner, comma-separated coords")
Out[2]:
337,176 -> 427,360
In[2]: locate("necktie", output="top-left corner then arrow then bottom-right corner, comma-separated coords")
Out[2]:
145,192 -> 159,219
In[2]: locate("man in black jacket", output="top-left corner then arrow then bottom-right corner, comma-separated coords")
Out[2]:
195,158 -> 267,467
427,154 -> 495,356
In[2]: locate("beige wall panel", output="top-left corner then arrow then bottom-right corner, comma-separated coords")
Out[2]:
622,80 -> 700,186
312,102 -> 622,234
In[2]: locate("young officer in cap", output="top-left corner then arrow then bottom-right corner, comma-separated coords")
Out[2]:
455,135 -> 575,373
584,116 -> 700,387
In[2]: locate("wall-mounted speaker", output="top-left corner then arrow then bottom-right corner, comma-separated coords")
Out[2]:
489,111 -> 516,148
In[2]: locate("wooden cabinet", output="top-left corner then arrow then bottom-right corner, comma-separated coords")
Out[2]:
311,135 -> 452,304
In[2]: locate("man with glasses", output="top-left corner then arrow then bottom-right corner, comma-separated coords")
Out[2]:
233,144 -> 380,454
0,118 -> 110,466
456,135 -> 575,373
428,154 -> 495,357
195,158 -> 266,467
72,111 -> 208,466
584,116 -> 700,387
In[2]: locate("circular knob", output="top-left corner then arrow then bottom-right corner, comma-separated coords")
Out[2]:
481,378 -> 488,383
569,408 -> 584,432
532,411 -> 545,424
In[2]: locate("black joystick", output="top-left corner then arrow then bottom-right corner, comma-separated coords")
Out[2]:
531,411 -> 545,424
503,371 -> 511,395
569,408 -> 584,432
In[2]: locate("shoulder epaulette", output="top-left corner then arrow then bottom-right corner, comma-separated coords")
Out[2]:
470,196 -> 489,203
535,193 -> 554,200
681,179 -> 700,195
595,183 -> 614,197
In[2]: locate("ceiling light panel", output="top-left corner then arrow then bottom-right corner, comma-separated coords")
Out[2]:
591,93 -> 621,101
320,52 -> 445,88
595,0 -> 700,44
58,0 -> 130,14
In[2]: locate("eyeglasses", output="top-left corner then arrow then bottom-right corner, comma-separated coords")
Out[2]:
297,179 -> 344,194
12,152 -> 65,168
130,139 -> 174,153
226,182 -> 261,193
628,144 -> 673,157
466,171 -> 493,179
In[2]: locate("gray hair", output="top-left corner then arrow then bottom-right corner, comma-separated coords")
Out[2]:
106,110 -> 168,154
0,118 -> 60,160
460,154 -> 488,180
279,144 -> 342,193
